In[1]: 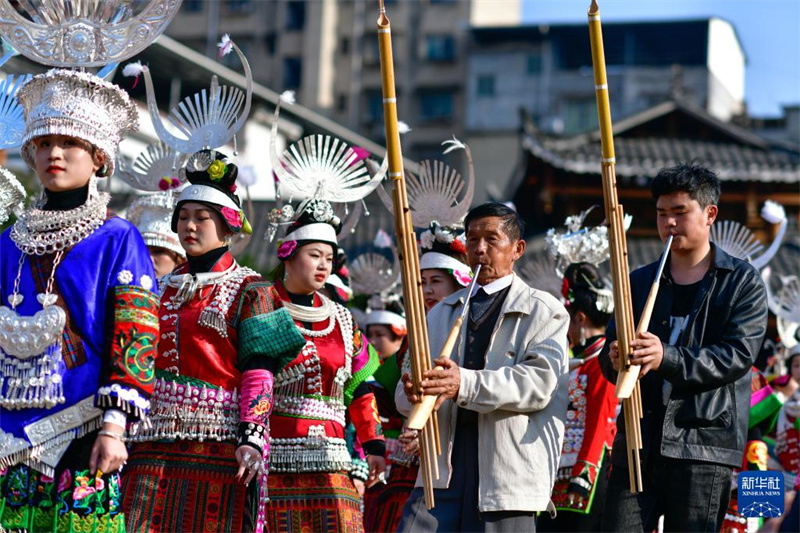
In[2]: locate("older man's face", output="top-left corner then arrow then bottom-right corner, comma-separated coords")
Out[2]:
466,216 -> 525,285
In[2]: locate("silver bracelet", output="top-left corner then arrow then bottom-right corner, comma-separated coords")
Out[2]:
98,429 -> 127,442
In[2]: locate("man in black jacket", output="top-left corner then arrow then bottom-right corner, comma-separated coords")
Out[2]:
599,163 -> 768,532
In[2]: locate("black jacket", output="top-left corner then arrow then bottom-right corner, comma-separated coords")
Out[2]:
599,244 -> 767,469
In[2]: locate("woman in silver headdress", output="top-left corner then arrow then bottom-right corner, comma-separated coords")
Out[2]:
0,70 -> 159,533
121,150 -> 303,533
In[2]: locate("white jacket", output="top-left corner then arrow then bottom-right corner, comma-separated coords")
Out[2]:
396,274 -> 570,512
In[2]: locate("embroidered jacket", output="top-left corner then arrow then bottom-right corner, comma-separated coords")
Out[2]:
0,216 -> 159,476
131,252 -> 303,456
552,337 -> 618,513
268,281 -> 384,473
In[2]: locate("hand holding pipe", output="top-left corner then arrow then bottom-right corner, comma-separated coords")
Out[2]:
406,265 -> 481,430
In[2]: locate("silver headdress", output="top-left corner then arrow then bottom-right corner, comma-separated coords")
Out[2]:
0,74 -> 30,150
270,91 -> 388,204
17,69 -> 139,176
0,0 -> 183,67
546,206 -> 632,277
351,233 -> 405,330
763,268 -> 800,349
127,35 -> 252,155
377,136 -> 475,229
349,231 -> 401,298
126,191 -> 185,259
516,252 -> 563,301
117,142 -> 186,192
0,167 -> 25,225
710,200 -> 788,270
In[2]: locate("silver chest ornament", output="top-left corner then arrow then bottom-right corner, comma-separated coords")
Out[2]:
0,303 -> 66,409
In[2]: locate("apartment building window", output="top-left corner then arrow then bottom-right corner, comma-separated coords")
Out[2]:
366,90 -> 383,122
340,37 -> 350,55
363,35 -> 381,65
527,53 -> 542,75
286,1 -> 306,31
337,94 -> 348,113
419,90 -> 454,121
264,33 -> 276,55
184,1 -> 203,12
283,58 -> 302,89
477,75 -> 495,97
425,35 -> 455,62
224,0 -> 253,14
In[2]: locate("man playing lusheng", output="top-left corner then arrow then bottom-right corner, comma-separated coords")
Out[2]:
599,163 -> 768,532
396,202 -> 570,532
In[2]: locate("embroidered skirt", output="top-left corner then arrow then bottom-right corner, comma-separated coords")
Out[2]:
364,463 -> 418,533
121,440 -> 255,533
265,471 -> 364,533
0,432 -> 124,533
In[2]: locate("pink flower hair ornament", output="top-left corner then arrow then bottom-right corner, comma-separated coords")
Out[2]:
450,268 -> 473,287
277,240 -> 298,260
220,206 -> 242,229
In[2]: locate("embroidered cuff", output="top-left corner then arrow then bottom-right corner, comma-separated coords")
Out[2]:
96,384 -> 151,420
362,439 -> 386,458
240,369 -> 274,427
349,393 -> 384,443
108,285 -> 159,402
237,421 -> 268,455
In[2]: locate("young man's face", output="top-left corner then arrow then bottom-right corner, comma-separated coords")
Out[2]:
656,191 -> 718,254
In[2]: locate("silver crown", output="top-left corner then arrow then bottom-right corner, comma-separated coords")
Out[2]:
0,0 -> 182,67
18,69 -> 139,177
546,206 -> 632,277
126,192 -> 185,259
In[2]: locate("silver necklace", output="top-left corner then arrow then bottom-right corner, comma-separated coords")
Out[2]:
11,192 -> 110,255
282,293 -> 336,337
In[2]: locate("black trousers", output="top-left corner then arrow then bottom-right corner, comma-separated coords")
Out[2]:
602,456 -> 732,532
396,423 -> 536,533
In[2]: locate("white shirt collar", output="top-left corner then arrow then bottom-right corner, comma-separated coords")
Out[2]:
471,273 -> 514,296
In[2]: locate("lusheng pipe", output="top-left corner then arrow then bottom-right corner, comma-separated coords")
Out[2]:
376,0 -> 439,509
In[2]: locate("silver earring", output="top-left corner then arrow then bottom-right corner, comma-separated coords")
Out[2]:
579,327 -> 586,346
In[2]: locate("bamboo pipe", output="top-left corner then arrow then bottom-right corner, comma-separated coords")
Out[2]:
588,0 -> 643,492
377,0 -> 438,509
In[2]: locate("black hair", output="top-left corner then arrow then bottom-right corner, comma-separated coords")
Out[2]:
464,202 -> 525,241
650,162 -> 720,207
563,262 -> 613,328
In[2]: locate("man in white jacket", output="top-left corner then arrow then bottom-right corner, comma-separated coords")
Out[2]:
396,202 -> 570,532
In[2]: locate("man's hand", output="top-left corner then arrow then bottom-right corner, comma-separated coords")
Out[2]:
89,422 -> 127,475
608,341 -> 620,372
366,454 -> 387,488
422,357 -> 461,411
401,372 -> 421,405
629,332 -> 664,377
399,427 -> 420,456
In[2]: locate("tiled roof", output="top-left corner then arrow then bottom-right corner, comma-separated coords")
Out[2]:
524,134 -> 800,183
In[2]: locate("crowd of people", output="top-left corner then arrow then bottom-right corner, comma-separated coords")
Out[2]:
0,8 -> 797,533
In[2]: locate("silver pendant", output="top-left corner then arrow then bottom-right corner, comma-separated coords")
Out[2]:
37,293 -> 57,307
8,294 -> 23,307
